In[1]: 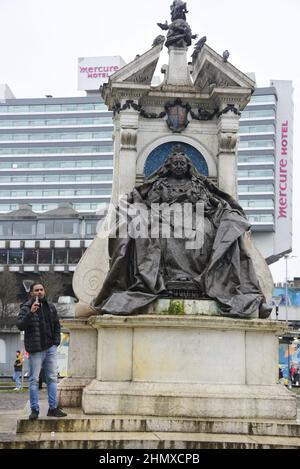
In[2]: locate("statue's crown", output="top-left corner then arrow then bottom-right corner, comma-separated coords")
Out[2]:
171,144 -> 185,154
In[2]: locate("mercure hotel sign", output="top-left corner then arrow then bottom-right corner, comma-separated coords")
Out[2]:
278,121 -> 289,219
78,56 -> 125,91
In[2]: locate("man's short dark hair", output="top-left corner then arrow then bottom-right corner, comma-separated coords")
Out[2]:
29,282 -> 45,293
16,350 -> 20,353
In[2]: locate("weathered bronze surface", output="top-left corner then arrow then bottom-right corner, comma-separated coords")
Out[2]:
157,0 -> 197,48
92,145 -> 271,319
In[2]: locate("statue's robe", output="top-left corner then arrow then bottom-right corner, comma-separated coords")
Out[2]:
92,164 -> 264,318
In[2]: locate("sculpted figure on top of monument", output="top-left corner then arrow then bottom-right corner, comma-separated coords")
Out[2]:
91,145 -> 272,320
157,1 -> 197,48
170,0 -> 188,21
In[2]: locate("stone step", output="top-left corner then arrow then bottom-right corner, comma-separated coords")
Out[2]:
17,412 -> 300,438
1,431 -> 300,449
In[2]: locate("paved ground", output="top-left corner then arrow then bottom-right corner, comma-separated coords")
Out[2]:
0,389 -> 47,436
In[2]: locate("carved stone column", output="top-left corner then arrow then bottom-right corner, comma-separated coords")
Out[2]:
116,106 -> 139,200
217,106 -> 240,199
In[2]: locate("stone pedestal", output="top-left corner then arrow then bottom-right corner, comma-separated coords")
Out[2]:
165,47 -> 193,86
57,319 -> 97,407
78,314 -> 295,420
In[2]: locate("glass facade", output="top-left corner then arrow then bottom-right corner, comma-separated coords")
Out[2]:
0,188 -> 111,197
0,146 -> 113,155
239,199 -> 274,208
0,247 -> 86,266
241,109 -> 276,119
238,184 -> 274,193
0,103 -> 106,112
0,96 -> 114,214
0,217 -> 101,238
0,173 -> 112,183
238,169 -> 274,178
0,131 -> 113,141
0,117 -> 113,127
237,91 -> 277,230
238,139 -> 275,149
239,125 -> 275,134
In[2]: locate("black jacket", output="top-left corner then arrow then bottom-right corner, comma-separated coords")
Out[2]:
17,299 -> 61,353
14,354 -> 23,372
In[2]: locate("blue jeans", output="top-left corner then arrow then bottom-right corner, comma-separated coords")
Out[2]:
28,345 -> 58,412
13,370 -> 22,389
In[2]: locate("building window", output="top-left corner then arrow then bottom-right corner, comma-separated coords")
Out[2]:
38,249 -> 52,264
250,95 -> 276,104
247,215 -> 274,223
238,140 -> 275,149
86,221 -> 98,236
69,248 -> 83,264
0,249 -> 7,264
241,109 -> 276,119
238,169 -> 274,178
0,205 -> 18,212
13,221 -> 36,236
238,154 -> 274,164
54,220 -> 79,235
0,130 -> 113,141
239,125 -> 275,134
24,249 -> 38,264
0,222 -> 13,236
38,221 -> 54,236
240,199 -> 274,208
238,184 -> 274,193
54,249 -> 67,264
8,249 -> 23,264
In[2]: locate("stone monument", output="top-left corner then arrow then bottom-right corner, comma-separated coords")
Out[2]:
58,0 -> 296,431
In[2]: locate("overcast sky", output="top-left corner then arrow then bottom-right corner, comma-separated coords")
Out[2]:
0,0 -> 299,282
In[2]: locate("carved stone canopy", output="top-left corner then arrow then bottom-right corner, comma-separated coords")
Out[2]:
101,22 -> 255,114
191,43 -> 255,95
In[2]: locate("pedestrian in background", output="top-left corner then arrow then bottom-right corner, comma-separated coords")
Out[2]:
13,350 -> 23,390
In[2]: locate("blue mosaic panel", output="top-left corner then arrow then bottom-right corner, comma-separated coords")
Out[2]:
144,142 -> 209,178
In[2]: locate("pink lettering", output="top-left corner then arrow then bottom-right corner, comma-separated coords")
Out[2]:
279,206 -> 287,218
278,121 -> 289,219
280,183 -> 287,192
280,159 -> 287,167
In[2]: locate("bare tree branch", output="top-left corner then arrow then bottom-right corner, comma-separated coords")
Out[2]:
0,271 -> 18,319
39,273 -> 65,303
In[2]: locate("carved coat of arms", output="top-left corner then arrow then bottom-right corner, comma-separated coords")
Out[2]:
165,99 -> 190,133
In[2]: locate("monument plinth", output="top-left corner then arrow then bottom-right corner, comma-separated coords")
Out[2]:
58,314 -> 295,421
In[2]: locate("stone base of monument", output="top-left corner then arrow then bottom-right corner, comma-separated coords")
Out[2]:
77,314 -> 295,420
83,381 -> 295,420
4,312 -> 298,449
7,411 -> 300,449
